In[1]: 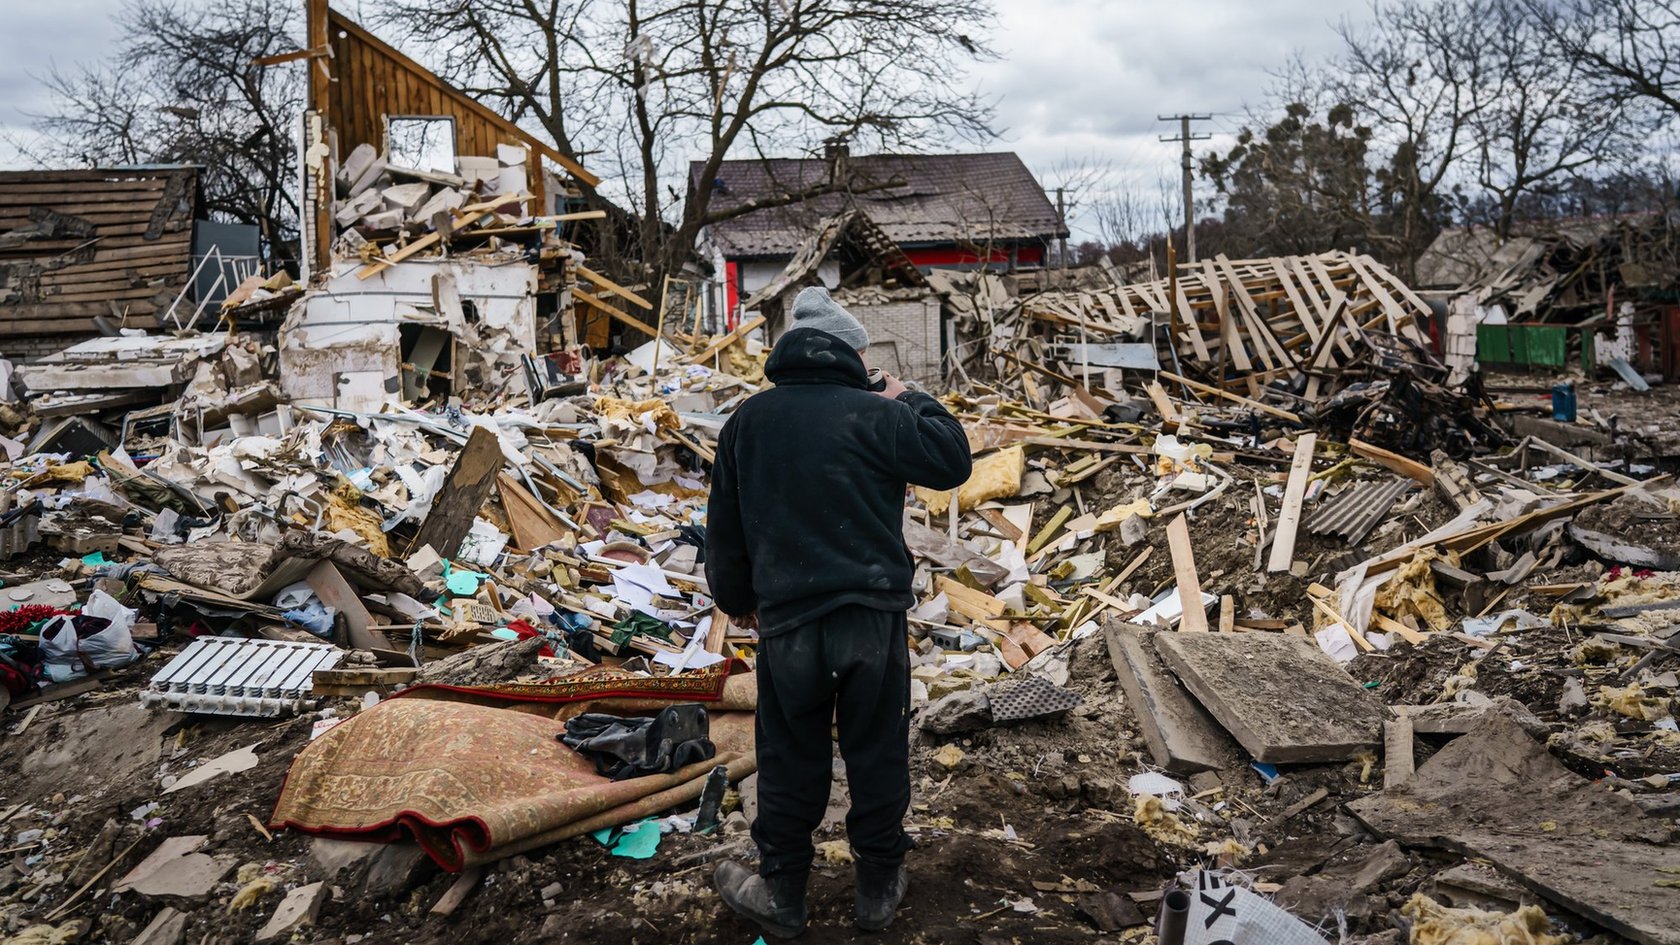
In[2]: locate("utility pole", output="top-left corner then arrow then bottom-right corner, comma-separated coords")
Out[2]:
1056,186 -> 1089,386
1158,114 -> 1211,264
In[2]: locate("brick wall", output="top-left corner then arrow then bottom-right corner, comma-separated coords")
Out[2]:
852,298 -> 943,385
3,333 -> 92,364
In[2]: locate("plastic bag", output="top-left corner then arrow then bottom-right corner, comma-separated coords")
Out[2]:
39,589 -> 142,682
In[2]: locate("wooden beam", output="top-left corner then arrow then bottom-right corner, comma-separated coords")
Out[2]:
687,315 -> 767,364
1165,514 -> 1208,632
577,265 -> 654,311
575,289 -> 655,334
1267,433 -> 1317,573
1383,718 -> 1415,788
1350,438 -> 1434,486
1145,380 -> 1181,430
355,202 -> 509,279
496,473 -> 567,551
252,45 -> 329,67
409,426 -> 503,559
1021,436 -> 1150,454
1158,371 -> 1302,423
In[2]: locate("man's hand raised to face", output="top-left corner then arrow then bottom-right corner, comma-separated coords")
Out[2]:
873,372 -> 908,400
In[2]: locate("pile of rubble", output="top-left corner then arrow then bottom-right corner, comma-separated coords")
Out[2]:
0,246 -> 1677,944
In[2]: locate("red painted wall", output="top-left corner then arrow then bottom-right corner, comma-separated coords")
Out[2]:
725,260 -> 740,331
902,245 -> 1044,267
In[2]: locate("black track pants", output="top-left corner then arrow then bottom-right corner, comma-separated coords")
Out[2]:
751,604 -> 913,880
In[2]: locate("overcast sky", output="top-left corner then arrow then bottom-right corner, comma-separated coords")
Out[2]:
0,0 -> 1372,241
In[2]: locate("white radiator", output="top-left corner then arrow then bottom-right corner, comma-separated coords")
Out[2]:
142,637 -> 344,717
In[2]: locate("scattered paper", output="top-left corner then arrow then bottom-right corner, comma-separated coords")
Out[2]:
1315,625 -> 1359,663
164,745 -> 259,795
591,818 -> 662,859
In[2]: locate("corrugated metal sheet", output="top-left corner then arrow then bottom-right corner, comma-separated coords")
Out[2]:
142,637 -> 343,717
1307,478 -> 1414,545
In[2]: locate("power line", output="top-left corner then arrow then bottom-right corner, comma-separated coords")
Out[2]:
1158,113 -> 1212,263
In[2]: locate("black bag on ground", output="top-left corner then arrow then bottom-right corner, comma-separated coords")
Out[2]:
560,703 -> 716,781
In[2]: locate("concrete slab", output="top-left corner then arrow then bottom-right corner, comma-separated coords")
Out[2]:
129,907 -> 187,945
1153,631 -> 1387,763
256,882 -> 328,941
116,835 -> 235,900
1103,621 -> 1236,773
1349,714 -> 1678,945
308,837 -> 380,881
365,842 -> 429,896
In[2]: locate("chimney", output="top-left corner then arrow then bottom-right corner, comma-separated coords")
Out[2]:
823,136 -> 849,177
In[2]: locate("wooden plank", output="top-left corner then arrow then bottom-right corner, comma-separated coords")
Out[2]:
1112,545 -> 1153,590
1350,438 -> 1434,486
1373,613 -> 1427,645
430,866 -> 482,916
1267,433 -> 1317,573
1165,514 -> 1208,633
1027,505 -> 1074,554
934,575 -> 1007,625
1307,591 -> 1374,651
409,425 -> 503,559
356,209 -> 495,278
1214,254 -> 1289,370
497,473 -> 567,551
577,266 -> 654,310
306,560 -> 392,651
1218,595 -> 1235,633
575,289 -> 655,334
1344,253 -> 1408,333
1204,259 -> 1252,372
1304,255 -> 1357,360
1145,381 -> 1180,430
706,609 -> 729,655
9,673 -> 110,709
1157,371 -> 1301,423
687,315 -> 767,364
1020,435 -> 1149,454
1153,632 -> 1386,763
1173,279 -> 1211,361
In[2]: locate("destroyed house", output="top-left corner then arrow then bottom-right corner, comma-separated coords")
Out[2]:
0,167 -> 214,360
1415,216 -> 1680,382
275,0 -> 603,413
691,150 -> 1067,314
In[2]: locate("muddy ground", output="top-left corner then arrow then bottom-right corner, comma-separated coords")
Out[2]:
0,622 -> 1491,945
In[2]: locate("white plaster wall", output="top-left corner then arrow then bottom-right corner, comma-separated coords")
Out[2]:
278,256 -> 538,410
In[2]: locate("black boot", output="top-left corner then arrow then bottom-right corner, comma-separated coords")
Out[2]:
715,861 -> 808,938
854,862 -> 909,932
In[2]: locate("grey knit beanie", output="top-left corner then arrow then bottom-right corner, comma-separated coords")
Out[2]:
790,286 -> 870,351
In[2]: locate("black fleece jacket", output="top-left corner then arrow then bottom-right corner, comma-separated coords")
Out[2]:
704,328 -> 972,635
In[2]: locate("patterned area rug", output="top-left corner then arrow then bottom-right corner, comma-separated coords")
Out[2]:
270,664 -> 756,870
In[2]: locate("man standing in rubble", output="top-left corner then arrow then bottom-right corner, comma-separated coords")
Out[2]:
706,285 -> 972,937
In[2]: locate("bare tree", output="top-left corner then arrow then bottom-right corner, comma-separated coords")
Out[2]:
1526,0 -> 1680,120
1333,0 -> 1484,276
17,0 -> 305,263
1468,0 -> 1647,237
381,0 -> 998,287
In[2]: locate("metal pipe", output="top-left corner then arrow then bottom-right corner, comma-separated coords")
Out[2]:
1156,888 -> 1190,945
